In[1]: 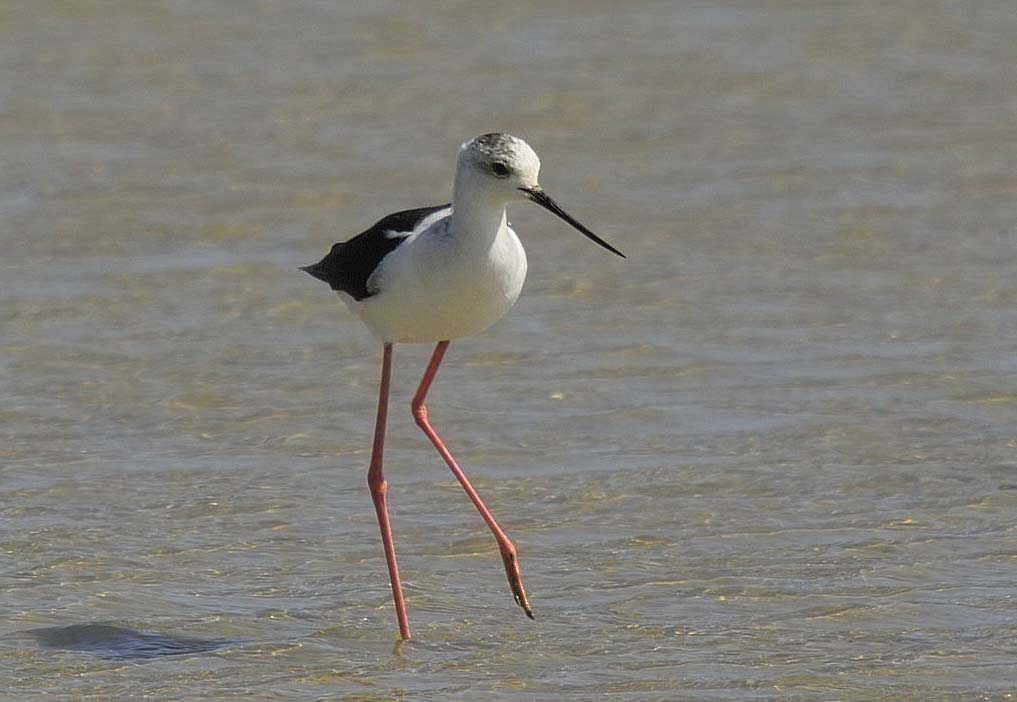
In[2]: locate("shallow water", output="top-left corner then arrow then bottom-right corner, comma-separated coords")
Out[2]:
3,1 -> 1016,700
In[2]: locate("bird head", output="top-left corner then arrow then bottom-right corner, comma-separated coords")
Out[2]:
456,133 -> 625,258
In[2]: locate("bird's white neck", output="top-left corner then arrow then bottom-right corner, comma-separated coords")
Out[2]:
450,173 -> 509,252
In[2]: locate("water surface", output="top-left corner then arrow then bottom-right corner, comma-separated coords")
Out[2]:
3,2 -> 1016,700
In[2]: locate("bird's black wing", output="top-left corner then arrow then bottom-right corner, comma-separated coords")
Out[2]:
301,204 -> 451,301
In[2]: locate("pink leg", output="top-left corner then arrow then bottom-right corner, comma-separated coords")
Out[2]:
411,341 -> 534,618
367,342 -> 411,640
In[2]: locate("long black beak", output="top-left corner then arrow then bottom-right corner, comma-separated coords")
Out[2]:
521,187 -> 625,258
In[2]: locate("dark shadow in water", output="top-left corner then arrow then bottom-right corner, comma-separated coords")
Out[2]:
28,623 -> 230,660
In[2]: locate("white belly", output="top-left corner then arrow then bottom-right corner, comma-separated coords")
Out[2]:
346,226 -> 528,343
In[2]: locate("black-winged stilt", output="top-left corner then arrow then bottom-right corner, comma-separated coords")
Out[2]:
302,133 -> 624,640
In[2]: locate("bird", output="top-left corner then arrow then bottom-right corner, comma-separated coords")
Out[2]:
301,133 -> 624,640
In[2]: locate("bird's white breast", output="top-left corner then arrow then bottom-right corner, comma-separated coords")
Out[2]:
346,220 -> 527,343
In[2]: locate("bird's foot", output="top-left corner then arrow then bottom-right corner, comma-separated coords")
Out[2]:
500,546 -> 534,619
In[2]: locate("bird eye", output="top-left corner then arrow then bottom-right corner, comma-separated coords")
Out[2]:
491,162 -> 510,178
